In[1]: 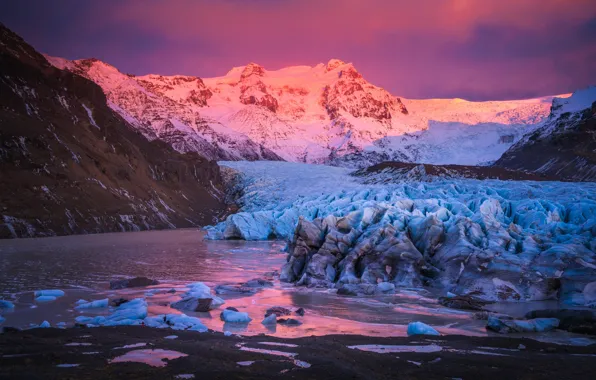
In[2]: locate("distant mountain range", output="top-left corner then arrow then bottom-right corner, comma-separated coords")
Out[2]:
45,54 -> 570,168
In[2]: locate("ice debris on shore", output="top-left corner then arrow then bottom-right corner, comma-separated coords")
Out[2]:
34,289 -> 65,302
206,161 -> 596,306
39,320 -> 51,328
407,321 -> 440,336
75,298 -> 209,332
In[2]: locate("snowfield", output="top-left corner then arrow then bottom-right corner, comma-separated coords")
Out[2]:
206,161 -> 596,307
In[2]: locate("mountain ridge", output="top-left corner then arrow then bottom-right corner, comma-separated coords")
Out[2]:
46,54 -> 566,166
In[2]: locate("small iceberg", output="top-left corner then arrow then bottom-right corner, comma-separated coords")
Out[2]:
486,315 -> 560,333
407,321 -> 440,336
76,298 -> 147,326
34,290 -> 65,303
0,300 -> 15,309
261,314 -> 277,325
220,309 -> 252,323
39,320 -> 51,328
75,299 -> 108,310
145,314 -> 208,332
34,290 -> 65,297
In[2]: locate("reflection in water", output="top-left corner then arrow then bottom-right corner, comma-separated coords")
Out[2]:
109,349 -> 188,367
0,229 -> 594,344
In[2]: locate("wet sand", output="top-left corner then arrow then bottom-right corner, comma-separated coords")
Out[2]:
1,326 -> 595,379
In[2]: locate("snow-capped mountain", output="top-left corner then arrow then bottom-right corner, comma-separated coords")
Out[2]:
46,56 -> 563,166
496,87 -> 596,181
44,56 -> 282,161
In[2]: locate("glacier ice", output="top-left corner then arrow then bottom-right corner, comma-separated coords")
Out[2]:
144,314 -> 208,332
220,309 -> 252,323
0,300 -> 14,309
34,290 -> 65,298
75,298 -> 209,332
206,161 -> 596,305
75,299 -> 108,309
407,321 -> 440,336
486,315 -> 560,333
171,282 -> 225,312
34,289 -> 65,302
39,320 -> 51,328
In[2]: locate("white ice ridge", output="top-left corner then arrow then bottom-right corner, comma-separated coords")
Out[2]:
206,161 -> 596,306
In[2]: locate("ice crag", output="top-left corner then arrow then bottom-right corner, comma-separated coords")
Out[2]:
206,161 -> 596,306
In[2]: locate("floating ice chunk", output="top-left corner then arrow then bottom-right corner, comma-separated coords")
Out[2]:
220,309 -> 252,323
77,298 -> 147,327
175,375 -> 195,379
164,335 -> 178,340
177,282 -> 225,310
446,292 -> 456,298
75,299 -> 108,309
104,298 -> 147,326
407,322 -> 440,336
0,316 -> 5,324
35,296 -> 57,302
65,342 -> 92,346
144,314 -> 208,332
0,300 -> 15,309
486,316 -> 560,333
56,364 -> 79,368
34,290 -> 65,298
261,314 -> 277,325
224,331 -> 232,337
39,320 -> 51,328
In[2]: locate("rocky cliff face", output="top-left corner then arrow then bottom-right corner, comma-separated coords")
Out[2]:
0,24 -> 228,238
495,88 -> 596,181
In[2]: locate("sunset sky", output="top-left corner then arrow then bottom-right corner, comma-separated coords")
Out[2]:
2,0 -> 595,100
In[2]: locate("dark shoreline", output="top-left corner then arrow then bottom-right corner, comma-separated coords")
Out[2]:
1,326 -> 595,379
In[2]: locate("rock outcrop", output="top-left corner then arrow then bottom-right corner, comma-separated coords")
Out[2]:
495,87 -> 596,181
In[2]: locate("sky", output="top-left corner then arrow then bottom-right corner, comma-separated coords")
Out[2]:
1,0 -> 595,100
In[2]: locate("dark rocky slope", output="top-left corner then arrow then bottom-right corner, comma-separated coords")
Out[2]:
495,89 -> 596,182
0,24 -> 227,238
353,161 -> 556,184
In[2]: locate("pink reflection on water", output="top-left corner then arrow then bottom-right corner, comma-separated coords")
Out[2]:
109,349 -> 188,367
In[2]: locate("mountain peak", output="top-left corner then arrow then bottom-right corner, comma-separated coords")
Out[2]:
240,63 -> 265,80
326,59 -> 347,72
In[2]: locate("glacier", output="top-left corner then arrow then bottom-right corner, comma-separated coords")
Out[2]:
206,161 -> 596,306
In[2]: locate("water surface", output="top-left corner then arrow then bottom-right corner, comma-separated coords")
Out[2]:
0,229 -> 591,344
